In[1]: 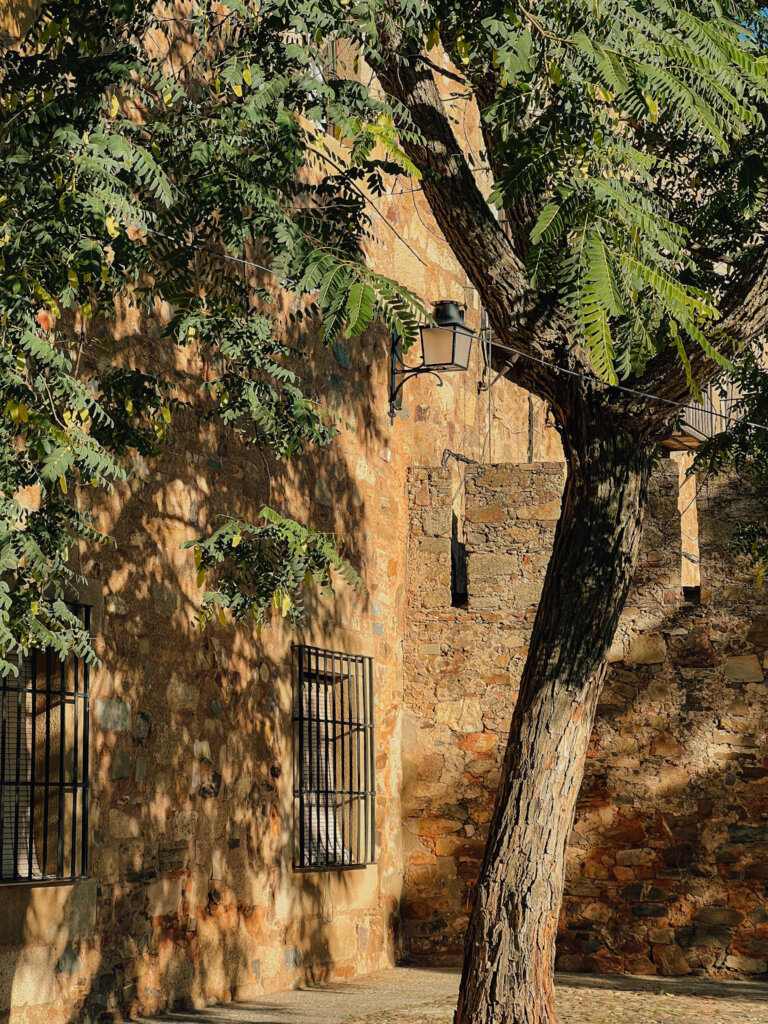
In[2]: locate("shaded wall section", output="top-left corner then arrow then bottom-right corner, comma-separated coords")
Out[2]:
402,461 -> 768,977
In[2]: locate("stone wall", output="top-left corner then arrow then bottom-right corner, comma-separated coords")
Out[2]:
402,461 -> 768,977
0,326 -> 406,1024
401,462 -> 564,960
0,156 -> 563,1024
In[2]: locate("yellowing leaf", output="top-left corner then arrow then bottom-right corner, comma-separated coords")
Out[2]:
31,600 -> 38,615
67,268 -> 78,288
217,606 -> 227,627
644,92 -> 660,123
59,475 -> 67,494
105,214 -> 120,238
231,532 -> 242,548
194,547 -> 202,569
197,568 -> 206,588
110,94 -> 119,118
280,593 -> 292,617
161,405 -> 171,423
243,65 -> 252,85
232,84 -> 243,97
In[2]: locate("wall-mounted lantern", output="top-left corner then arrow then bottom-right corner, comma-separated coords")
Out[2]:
389,301 -> 475,422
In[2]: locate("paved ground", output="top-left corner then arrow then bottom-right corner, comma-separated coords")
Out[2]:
155,966 -> 768,1024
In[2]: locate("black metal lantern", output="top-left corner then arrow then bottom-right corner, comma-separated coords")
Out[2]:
389,301 -> 475,421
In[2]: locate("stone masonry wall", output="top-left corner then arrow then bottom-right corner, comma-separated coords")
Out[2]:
402,461 -> 768,978
0,158 -> 562,1024
401,463 -> 564,961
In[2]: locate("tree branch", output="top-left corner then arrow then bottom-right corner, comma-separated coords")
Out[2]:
630,247 -> 768,426
369,34 -> 601,419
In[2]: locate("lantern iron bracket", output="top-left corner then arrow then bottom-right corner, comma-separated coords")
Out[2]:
389,332 -> 443,423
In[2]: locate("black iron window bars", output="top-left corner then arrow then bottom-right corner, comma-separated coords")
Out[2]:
293,644 -> 375,870
0,604 -> 91,884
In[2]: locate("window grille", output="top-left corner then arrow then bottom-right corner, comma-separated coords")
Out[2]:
1,605 -> 90,884
293,644 -> 375,870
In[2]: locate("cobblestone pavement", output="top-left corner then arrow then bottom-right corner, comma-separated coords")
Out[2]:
153,968 -> 768,1024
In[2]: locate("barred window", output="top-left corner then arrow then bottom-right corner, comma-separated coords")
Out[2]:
293,644 -> 375,870
0,605 -> 90,884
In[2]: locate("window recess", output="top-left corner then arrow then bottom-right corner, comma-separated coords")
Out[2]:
0,604 -> 91,884
292,644 -> 375,870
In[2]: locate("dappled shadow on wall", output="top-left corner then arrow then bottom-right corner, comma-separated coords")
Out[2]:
2,311 -> 391,1023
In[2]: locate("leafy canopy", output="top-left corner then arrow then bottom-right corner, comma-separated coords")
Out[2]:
4,0 -> 768,671
270,0 -> 768,384
0,0 -> 427,674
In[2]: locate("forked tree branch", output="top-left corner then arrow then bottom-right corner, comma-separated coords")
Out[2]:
373,34 -> 768,437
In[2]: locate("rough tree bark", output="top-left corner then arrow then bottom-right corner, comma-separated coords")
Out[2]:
371,31 -> 768,1024
454,418 -> 653,1024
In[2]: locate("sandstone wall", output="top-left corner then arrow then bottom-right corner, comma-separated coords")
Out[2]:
0,212 -> 561,1024
402,461 -> 768,978
0,10 -> 560,1020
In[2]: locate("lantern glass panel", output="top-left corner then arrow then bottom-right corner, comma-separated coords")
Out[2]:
453,327 -> 473,370
420,326 -> 455,367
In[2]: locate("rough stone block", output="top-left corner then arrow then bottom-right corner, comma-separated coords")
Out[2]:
652,943 -> 691,976
724,655 -> 763,682
516,500 -> 561,521
283,947 -> 302,969
465,505 -> 504,524
747,615 -> 768,647
632,903 -> 667,918
650,732 -> 685,758
510,579 -> 544,609
467,553 -> 517,577
629,634 -> 667,664
146,877 -> 183,917
435,698 -> 483,733
669,628 -> 716,667
683,926 -> 733,948
698,906 -> 744,926
419,537 -> 451,555
167,675 -> 198,710
314,477 -> 333,507
110,750 -> 132,780
618,848 -> 656,866
95,698 -> 131,732
422,509 -> 451,537
109,809 -> 141,840
725,954 -> 767,973
421,587 -> 452,609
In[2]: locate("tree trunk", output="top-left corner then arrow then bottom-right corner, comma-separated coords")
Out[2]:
455,424 -> 654,1024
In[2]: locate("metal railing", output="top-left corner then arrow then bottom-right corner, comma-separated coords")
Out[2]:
0,605 -> 91,884
680,379 -> 743,440
292,644 -> 375,870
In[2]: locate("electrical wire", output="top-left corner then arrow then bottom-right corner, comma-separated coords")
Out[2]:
144,226 -> 768,437
482,335 -> 768,437
146,227 -> 278,277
